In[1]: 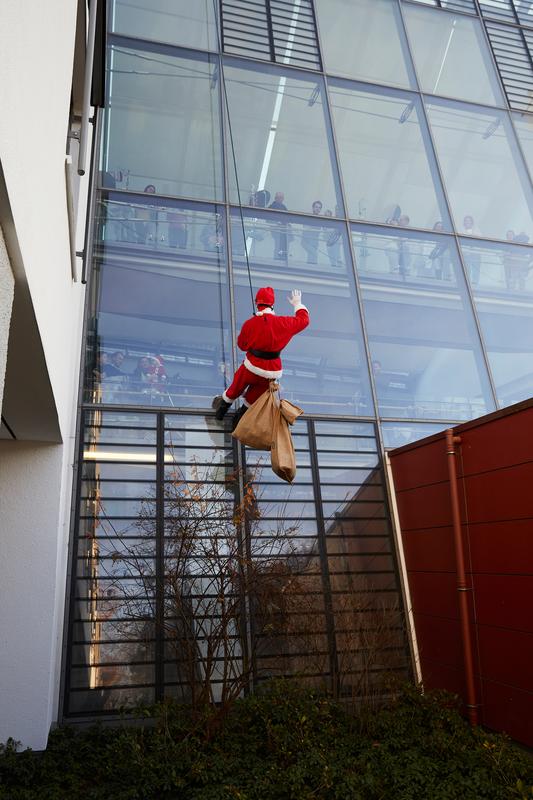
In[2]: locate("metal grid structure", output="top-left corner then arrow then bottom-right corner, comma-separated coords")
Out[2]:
220,0 -> 321,70
64,410 -> 408,716
485,20 -> 533,109
479,0 -> 533,28
405,0 -> 476,13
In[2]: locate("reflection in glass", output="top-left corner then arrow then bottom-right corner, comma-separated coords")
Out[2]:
315,0 -> 415,89
425,99 -> 533,241
102,41 -> 223,200
512,112 -> 533,180
403,5 -> 503,106
231,209 -> 372,415
352,225 -> 495,421
328,80 -> 450,230
459,237 -> 533,407
381,421 -> 449,448
109,0 -> 218,51
85,196 -> 231,407
222,60 -> 343,216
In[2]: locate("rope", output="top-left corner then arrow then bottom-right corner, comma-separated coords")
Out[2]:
212,0 -> 255,312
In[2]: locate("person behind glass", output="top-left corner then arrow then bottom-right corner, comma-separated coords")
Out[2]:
462,215 -> 481,285
135,184 -> 157,245
509,231 -> 532,292
371,359 -> 388,391
386,214 -> 410,278
503,229 -> 519,290
133,356 -> 153,391
428,221 -> 451,281
324,209 -> 342,268
200,214 -> 225,252
105,351 -> 126,378
93,352 -> 110,383
212,287 -> 309,425
300,200 -> 323,265
134,355 -> 167,393
166,209 -> 188,249
269,192 -> 290,261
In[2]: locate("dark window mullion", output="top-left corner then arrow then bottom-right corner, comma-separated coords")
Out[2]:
155,412 -> 165,701
308,419 -> 340,696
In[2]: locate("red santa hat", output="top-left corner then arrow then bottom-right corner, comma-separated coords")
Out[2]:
255,286 -> 275,307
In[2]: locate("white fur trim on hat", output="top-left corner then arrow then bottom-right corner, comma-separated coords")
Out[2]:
255,308 -> 275,316
244,358 -> 283,379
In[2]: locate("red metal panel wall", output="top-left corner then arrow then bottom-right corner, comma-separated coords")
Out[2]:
389,400 -> 533,747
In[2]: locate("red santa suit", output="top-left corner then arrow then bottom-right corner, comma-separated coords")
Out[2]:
223,287 -> 309,407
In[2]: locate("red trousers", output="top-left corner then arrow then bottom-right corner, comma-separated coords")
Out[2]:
223,364 -> 270,406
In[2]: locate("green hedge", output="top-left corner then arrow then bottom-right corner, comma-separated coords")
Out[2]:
1,683 -> 532,800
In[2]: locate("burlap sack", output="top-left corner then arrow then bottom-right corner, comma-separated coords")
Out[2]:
280,398 -> 303,425
271,409 -> 297,483
232,381 -> 278,450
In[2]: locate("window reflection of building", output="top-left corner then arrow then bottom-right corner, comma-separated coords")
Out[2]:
353,225 -> 494,422
87,195 -> 231,409
103,42 -> 223,201
459,238 -> 533,407
328,80 -> 451,229
230,209 -> 372,416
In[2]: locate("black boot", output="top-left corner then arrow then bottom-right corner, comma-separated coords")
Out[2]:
231,404 -> 248,431
212,395 -> 231,420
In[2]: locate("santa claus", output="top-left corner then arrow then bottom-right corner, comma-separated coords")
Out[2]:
212,287 -> 309,425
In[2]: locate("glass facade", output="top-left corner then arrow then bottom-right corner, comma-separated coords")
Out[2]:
65,0 -> 533,717
102,41 -> 224,200
403,5 -> 503,105
329,79 -> 451,229
425,99 -> 533,239
223,61 -> 343,216
351,225 -> 494,421
316,0 -> 416,89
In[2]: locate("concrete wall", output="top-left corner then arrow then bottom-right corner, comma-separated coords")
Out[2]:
0,443 -> 67,747
0,0 -> 85,435
0,0 -> 88,749
0,227 -> 14,416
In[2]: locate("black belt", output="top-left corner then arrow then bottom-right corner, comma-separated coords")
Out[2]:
249,348 -> 281,360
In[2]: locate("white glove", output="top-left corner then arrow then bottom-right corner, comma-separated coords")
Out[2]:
288,289 -> 302,308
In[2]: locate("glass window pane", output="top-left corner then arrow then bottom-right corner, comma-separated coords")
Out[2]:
459,237 -> 533,407
328,80 -> 450,230
381,421 -> 449,448
425,99 -> 533,241
315,0 -> 415,89
102,41 -> 223,201
403,5 -> 503,106
109,0 -> 218,51
512,112 -> 533,180
223,60 -> 343,216
231,209 -> 373,415
352,224 -> 495,421
85,196 -> 231,408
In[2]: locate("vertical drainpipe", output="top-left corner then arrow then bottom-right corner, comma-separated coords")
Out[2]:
445,429 -> 479,726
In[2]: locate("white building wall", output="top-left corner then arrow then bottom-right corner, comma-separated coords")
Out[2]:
0,227 -> 14,416
0,0 -> 88,749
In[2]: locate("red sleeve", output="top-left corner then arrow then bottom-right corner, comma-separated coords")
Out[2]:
279,307 -> 310,336
237,318 -> 254,352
